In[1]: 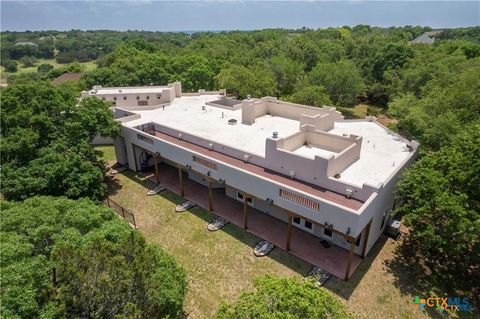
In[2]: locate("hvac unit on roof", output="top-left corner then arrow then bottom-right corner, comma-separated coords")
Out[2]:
228,119 -> 237,125
345,189 -> 353,198
243,154 -> 249,163
272,132 -> 279,138
289,170 -> 295,179
208,143 -> 214,151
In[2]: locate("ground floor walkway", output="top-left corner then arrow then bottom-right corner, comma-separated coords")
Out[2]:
144,163 -> 362,280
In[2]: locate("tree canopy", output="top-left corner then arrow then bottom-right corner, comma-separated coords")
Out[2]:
0,196 -> 187,319
0,81 -> 120,201
215,276 -> 353,319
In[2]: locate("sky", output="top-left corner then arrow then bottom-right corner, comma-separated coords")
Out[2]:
1,1 -> 479,32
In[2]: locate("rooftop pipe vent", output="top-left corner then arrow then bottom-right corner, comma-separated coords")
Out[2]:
272,132 -> 278,138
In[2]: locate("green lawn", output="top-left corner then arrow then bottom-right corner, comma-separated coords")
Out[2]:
0,58 -> 97,79
99,146 -> 459,319
95,145 -> 116,163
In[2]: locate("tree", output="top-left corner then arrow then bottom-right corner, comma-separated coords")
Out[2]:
215,276 -> 353,319
0,196 -> 187,318
20,55 -> 38,68
215,64 -> 277,99
306,60 -> 364,106
0,81 -> 120,201
2,59 -> 18,72
287,85 -> 332,107
269,55 -> 304,96
395,124 -> 480,307
37,63 -> 54,73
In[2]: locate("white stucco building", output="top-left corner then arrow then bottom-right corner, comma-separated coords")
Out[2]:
83,82 -> 419,280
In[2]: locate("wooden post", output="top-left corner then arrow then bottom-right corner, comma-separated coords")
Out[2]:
178,167 -> 184,196
121,206 -> 126,218
208,179 -> 213,211
344,239 -> 356,281
361,219 -> 372,258
243,193 -> 248,229
154,154 -> 160,184
106,197 -> 110,208
286,212 -> 292,251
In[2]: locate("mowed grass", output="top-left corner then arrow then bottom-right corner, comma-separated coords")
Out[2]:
0,58 -> 97,78
99,146 -> 442,319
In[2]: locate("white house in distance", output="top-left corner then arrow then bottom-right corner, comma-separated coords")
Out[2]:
83,82 -> 419,280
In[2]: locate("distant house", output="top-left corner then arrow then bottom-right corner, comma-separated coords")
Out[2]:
52,72 -> 82,85
409,34 -> 435,45
14,41 -> 38,47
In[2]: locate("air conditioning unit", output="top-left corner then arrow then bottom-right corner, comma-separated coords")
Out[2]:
289,170 -> 295,179
208,143 -> 214,151
345,189 -> 353,198
243,155 -> 249,163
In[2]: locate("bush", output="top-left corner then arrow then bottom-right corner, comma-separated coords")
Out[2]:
37,63 -> 54,73
215,276 -> 353,319
2,60 -> 18,72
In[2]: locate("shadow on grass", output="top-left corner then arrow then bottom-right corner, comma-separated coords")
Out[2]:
115,170 -> 310,275
113,169 -> 381,298
384,238 -> 479,319
323,235 -> 388,300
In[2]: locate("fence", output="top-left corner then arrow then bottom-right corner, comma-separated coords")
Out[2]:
104,197 -> 137,228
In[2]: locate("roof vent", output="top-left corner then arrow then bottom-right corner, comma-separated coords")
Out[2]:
228,119 -> 237,125
272,132 -> 278,138
202,105 -> 206,111
243,154 -> 249,163
178,133 -> 183,140
289,170 -> 295,179
208,143 -> 214,151
345,189 -> 353,199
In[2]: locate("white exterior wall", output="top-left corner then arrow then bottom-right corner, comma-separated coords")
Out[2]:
119,126 -> 367,252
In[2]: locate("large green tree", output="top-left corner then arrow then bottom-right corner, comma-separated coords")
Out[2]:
395,124 -> 480,306
0,196 -> 187,319
215,276 -> 353,319
306,60 -> 363,107
0,81 -> 120,200
215,64 -> 277,99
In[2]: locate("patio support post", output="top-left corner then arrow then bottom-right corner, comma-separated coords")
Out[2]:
243,193 -> 248,229
286,212 -> 292,251
154,154 -> 160,184
208,179 -> 213,211
132,145 -> 138,172
178,167 -> 184,196
345,239 -> 355,281
361,219 -> 372,258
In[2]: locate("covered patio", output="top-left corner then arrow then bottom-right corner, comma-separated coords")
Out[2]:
138,152 -> 363,280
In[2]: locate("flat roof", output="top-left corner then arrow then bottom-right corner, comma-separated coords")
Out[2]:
125,95 -> 301,157
329,121 -> 412,187
124,95 -> 414,188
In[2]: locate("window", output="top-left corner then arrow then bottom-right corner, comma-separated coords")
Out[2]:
279,189 -> 320,211
123,96 -> 127,100
138,100 -> 148,106
324,228 -> 332,238
355,233 -> 362,247
304,220 -> 313,229
380,209 -> 388,230
113,97 -> 117,101
236,192 -> 253,206
136,96 -> 140,100
112,101 -> 116,106
146,96 -> 150,99
293,217 -> 300,225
